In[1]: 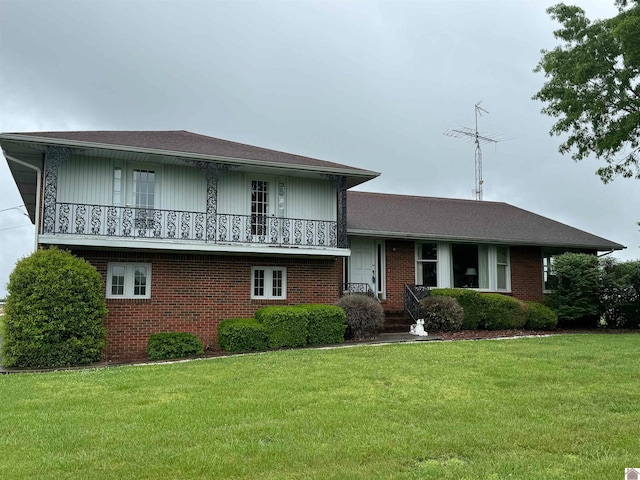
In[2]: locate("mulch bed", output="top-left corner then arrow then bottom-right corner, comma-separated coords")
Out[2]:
435,328 -> 640,341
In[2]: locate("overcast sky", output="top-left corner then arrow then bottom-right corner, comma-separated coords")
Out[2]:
1,0 -> 638,298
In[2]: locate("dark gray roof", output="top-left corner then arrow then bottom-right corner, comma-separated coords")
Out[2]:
0,130 -> 379,181
347,191 -> 624,251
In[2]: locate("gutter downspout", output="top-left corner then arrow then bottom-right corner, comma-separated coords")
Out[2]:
3,152 -> 42,251
597,250 -> 615,257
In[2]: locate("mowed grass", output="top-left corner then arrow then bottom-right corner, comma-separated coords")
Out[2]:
1,334 -> 639,479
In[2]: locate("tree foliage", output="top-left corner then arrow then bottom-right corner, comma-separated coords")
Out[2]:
533,1 -> 640,183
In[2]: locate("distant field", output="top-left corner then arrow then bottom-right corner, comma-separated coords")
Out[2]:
1,334 -> 639,479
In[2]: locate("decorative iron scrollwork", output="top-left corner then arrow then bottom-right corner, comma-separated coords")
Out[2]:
58,203 -> 70,234
75,205 -> 86,234
91,206 -> 102,234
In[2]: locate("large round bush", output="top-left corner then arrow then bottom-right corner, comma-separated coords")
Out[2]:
419,296 -> 464,332
2,248 -> 107,367
334,294 -> 384,340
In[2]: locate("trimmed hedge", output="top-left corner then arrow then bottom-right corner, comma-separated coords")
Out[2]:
524,302 -> 558,330
419,296 -> 464,332
481,293 -> 526,330
430,288 -> 484,330
301,304 -> 346,345
218,318 -> 269,352
3,248 -> 107,368
255,306 -> 309,349
147,332 -> 204,360
334,294 -> 384,340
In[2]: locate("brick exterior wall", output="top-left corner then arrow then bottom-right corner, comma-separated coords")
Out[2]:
509,246 -> 544,302
383,240 -> 415,311
71,250 -> 343,361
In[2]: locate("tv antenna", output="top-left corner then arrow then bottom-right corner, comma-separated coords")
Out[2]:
444,102 -> 511,201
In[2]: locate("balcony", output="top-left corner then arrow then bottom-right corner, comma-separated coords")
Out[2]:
43,202 -> 344,252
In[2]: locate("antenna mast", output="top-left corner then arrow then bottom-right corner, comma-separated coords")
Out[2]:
445,102 -> 507,201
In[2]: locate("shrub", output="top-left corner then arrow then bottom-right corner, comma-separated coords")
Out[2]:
599,258 -> 640,328
301,304 -> 346,345
545,253 -> 600,328
255,306 -> 309,349
419,296 -> 464,332
2,248 -> 107,368
524,302 -> 558,330
218,318 -> 268,352
482,294 -> 526,330
431,288 -> 485,330
147,332 -> 204,360
334,294 -> 384,340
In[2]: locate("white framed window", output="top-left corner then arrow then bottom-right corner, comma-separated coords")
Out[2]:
107,263 -> 152,299
417,243 -> 438,287
251,266 -> 286,299
543,254 -> 555,292
416,242 -> 510,292
251,180 -> 269,236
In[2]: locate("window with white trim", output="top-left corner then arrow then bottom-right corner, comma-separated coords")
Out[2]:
417,243 -> 438,287
416,243 -> 510,291
251,266 -> 286,299
107,263 -> 151,299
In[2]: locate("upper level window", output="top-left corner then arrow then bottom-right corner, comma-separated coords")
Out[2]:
252,266 -> 286,299
417,243 -> 438,287
251,180 -> 269,236
107,263 -> 151,299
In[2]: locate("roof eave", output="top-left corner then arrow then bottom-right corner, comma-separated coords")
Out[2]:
346,229 -> 625,251
0,133 -> 380,186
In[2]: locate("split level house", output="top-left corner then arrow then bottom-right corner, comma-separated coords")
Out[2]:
1,130 -> 624,360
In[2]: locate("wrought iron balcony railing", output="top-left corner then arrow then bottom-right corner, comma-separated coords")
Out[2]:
404,284 -> 430,321
48,202 -> 341,248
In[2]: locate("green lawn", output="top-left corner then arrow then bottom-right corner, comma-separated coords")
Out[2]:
1,334 -> 638,479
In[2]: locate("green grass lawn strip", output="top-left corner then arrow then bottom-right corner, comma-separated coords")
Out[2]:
1,334 -> 638,479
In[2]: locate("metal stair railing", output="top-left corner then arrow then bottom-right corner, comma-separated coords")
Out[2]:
340,283 -> 376,299
404,284 -> 430,321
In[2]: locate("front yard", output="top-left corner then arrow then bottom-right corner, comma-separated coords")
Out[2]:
1,334 -> 638,479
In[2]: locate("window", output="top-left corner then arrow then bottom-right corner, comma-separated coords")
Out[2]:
417,243 -> 438,287
107,263 -> 151,299
251,267 -> 286,299
543,254 -> 555,292
496,247 -> 509,290
251,180 -> 269,236
416,242 -> 510,291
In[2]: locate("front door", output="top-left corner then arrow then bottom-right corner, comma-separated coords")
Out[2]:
349,238 -> 377,295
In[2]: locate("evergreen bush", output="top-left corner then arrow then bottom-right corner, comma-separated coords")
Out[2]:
2,248 -> 107,368
545,253 -> 600,328
334,294 -> 384,340
255,306 -> 309,349
524,302 -> 558,330
481,294 -> 526,330
147,332 -> 204,360
419,296 -> 464,332
430,288 -> 485,329
218,318 -> 269,352
301,304 -> 346,345
599,258 -> 640,328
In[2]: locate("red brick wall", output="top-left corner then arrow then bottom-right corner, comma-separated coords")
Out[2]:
383,240 -> 415,311
509,246 -> 544,302
71,250 -> 342,361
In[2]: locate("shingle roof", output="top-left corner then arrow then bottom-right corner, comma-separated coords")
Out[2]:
1,130 -> 378,179
347,191 -> 624,251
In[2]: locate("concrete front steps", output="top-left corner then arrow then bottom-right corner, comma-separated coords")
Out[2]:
383,310 -> 413,334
